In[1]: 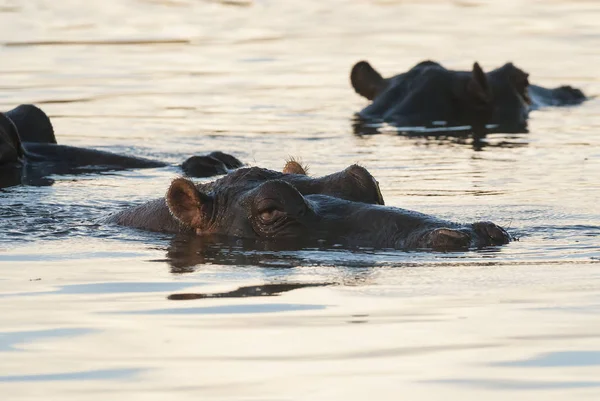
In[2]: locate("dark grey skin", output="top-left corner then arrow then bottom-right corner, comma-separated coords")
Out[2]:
108,164 -> 511,251
0,104 -> 243,188
351,60 -> 586,133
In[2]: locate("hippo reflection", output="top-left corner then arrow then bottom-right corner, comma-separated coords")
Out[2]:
168,283 -> 332,300
108,161 -> 511,251
0,104 -> 243,188
351,60 -> 586,133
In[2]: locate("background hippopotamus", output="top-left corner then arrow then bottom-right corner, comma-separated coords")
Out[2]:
351,60 -> 587,133
0,104 -> 243,188
107,161 -> 510,251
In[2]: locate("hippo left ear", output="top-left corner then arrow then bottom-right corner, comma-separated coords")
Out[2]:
350,61 -> 386,101
166,178 -> 212,228
466,62 -> 491,103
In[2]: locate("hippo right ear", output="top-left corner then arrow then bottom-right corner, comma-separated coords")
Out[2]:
283,158 -> 308,175
505,62 -> 531,104
166,178 -> 212,228
350,61 -> 385,101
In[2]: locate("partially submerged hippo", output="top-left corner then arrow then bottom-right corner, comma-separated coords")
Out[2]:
0,104 -> 243,188
108,161 -> 511,251
351,60 -> 586,133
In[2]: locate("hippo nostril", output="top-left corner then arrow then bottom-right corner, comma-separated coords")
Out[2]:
429,228 -> 471,250
554,85 -> 586,104
472,221 -> 511,245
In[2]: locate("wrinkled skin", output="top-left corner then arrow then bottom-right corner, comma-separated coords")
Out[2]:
351,60 -> 586,133
108,163 -> 511,251
0,104 -> 243,188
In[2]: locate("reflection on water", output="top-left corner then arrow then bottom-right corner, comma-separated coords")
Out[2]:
352,121 -> 531,151
426,378 -> 600,391
0,282 -> 203,297
351,117 -> 530,138
493,351 -> 600,368
168,282 -> 333,300
0,369 -> 142,383
0,328 -> 94,352
114,303 -> 328,315
162,235 -> 311,271
0,0 -> 600,400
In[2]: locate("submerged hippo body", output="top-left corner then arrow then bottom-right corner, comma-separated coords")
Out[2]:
351,60 -> 586,133
108,162 -> 511,251
0,105 -> 243,188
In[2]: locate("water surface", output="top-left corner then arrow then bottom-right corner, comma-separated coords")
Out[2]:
1,0 -> 600,400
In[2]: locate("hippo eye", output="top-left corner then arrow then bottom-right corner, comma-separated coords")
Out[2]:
258,207 -> 285,224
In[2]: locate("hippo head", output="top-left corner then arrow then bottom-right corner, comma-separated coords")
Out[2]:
164,164 -> 510,251
352,60 -> 494,131
352,60 -> 533,133
166,163 -> 385,240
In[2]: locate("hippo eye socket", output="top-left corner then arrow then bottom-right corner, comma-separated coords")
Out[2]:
255,198 -> 286,225
251,181 -> 308,237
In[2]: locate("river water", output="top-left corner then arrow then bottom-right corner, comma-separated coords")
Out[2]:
0,0 -> 599,400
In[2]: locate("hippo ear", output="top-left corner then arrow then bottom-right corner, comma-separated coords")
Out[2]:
350,61 -> 385,101
181,155 -> 226,178
466,62 -> 491,103
207,151 -> 243,169
166,178 -> 212,228
283,158 -> 308,175
3,104 -> 56,144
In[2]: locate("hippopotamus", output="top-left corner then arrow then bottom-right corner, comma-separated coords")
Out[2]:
351,60 -> 587,133
0,104 -> 243,188
107,161 -> 511,251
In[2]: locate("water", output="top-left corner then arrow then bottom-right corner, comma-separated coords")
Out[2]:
1,0 -> 600,399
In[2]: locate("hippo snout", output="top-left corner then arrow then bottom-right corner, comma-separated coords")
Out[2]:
414,221 -> 511,251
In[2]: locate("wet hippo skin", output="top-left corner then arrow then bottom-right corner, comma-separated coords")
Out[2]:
108,162 -> 510,251
351,60 -> 586,133
0,104 -> 243,188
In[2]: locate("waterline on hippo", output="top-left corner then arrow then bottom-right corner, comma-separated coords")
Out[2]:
107,162 -> 511,251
